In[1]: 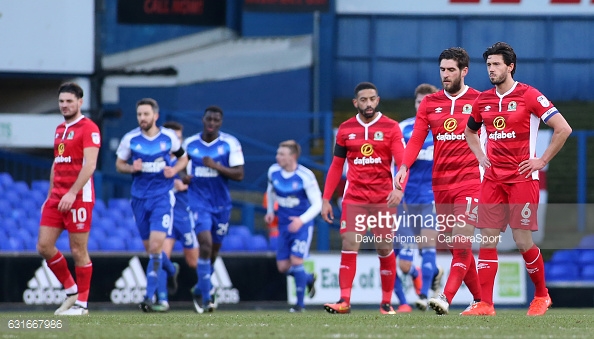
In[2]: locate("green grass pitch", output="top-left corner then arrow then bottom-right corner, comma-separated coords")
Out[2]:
1,308 -> 593,339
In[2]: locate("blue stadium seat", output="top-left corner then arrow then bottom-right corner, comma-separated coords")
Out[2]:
87,238 -> 100,252
93,199 -> 107,218
90,228 -> 107,242
21,218 -> 39,235
105,209 -> 125,224
17,228 -> 32,242
0,237 -> 24,251
246,235 -> 269,252
4,191 -> 21,208
126,238 -> 146,252
546,263 -> 579,281
31,180 -> 50,194
23,238 -> 37,251
4,219 -> 18,231
581,265 -> 594,281
578,250 -> 594,266
578,235 -> 594,249
30,191 -> 46,208
11,208 -> 28,221
108,198 -> 131,212
119,218 -> 137,231
96,218 -> 117,231
56,237 -> 71,252
113,227 -> 131,239
268,236 -> 279,251
220,235 -> 245,252
101,237 -> 127,251
550,249 -> 580,264
12,181 -> 30,197
0,172 -> 14,188
0,199 -> 12,217
227,225 -> 251,238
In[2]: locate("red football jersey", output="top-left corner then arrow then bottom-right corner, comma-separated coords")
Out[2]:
336,113 -> 405,204
51,116 -> 101,202
403,86 -> 481,191
471,82 -> 558,183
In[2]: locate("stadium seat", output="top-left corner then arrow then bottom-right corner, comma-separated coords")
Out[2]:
90,228 -> 108,242
96,218 -> 117,231
56,237 -> 71,252
578,235 -> 594,249
0,172 -> 14,188
30,190 -> 46,208
108,198 -> 131,212
101,237 -> 127,251
246,235 -> 269,252
31,180 -> 50,194
12,181 -> 30,197
93,199 -> 107,218
4,191 -> 21,208
546,263 -> 579,281
19,199 -> 38,217
581,265 -> 594,281
113,227 -> 131,239
578,250 -> 594,266
550,249 -> 580,264
227,225 -> 251,238
0,237 -> 24,251
11,208 -> 28,221
4,219 -> 18,231
23,238 -> 37,251
268,236 -> 279,251
126,238 -> 146,252
87,238 -> 100,252
220,235 -> 245,252
21,218 -> 39,235
0,199 -> 12,217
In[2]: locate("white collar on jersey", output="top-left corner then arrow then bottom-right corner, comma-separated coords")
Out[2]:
496,81 -> 519,99
444,85 -> 469,101
64,115 -> 85,127
356,112 -> 382,127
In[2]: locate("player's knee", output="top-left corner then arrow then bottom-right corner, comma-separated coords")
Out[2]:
400,260 -> 412,273
36,241 -> 55,258
199,246 -> 211,259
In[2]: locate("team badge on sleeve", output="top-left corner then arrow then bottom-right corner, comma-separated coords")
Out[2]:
537,95 -> 550,108
92,132 -> 100,145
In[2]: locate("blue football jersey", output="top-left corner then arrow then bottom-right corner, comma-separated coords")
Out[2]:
267,164 -> 321,229
183,132 -> 244,211
171,157 -> 190,212
400,117 -> 434,204
116,127 -> 182,199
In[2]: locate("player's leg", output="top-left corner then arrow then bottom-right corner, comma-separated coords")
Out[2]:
324,202 -> 361,314
286,224 -> 314,312
463,179 -> 506,316
393,250 -> 412,313
38,200 -> 78,315
207,208 -> 230,310
509,181 -> 551,316
418,201 -> 441,300
375,230 -> 396,315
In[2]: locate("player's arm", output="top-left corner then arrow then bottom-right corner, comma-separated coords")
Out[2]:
209,163 -> 244,181
519,94 -> 572,177
46,162 -> 55,200
167,149 -> 188,178
396,100 -> 430,186
115,135 -> 140,174
205,137 -> 245,181
321,141 -> 346,223
264,169 -> 277,225
299,178 -> 323,224
465,109 -> 491,168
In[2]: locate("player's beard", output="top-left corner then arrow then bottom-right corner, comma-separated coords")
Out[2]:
490,73 -> 507,86
140,120 -> 155,132
61,104 -> 79,121
443,76 -> 462,95
358,106 -> 377,120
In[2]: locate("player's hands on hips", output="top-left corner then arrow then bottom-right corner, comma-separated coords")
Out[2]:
288,216 -> 303,233
321,199 -> 334,223
264,213 -> 275,225
519,158 -> 546,178
58,192 -> 76,212
395,166 -> 408,190
386,189 -> 404,207
132,158 -> 143,172
478,155 -> 491,169
163,166 -> 176,178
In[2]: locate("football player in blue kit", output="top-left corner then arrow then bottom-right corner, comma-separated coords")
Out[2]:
265,140 -> 321,312
182,106 -> 245,313
115,98 -> 188,312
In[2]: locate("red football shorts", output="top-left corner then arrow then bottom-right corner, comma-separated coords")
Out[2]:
340,201 -> 397,237
477,178 -> 539,231
40,198 -> 94,233
433,184 -> 480,230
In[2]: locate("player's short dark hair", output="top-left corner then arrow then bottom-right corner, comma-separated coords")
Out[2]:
136,98 -> 159,113
354,82 -> 378,98
204,105 -> 223,117
163,121 -> 183,131
439,47 -> 470,70
58,82 -> 83,99
414,83 -> 439,97
279,139 -> 301,158
483,41 -> 517,77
